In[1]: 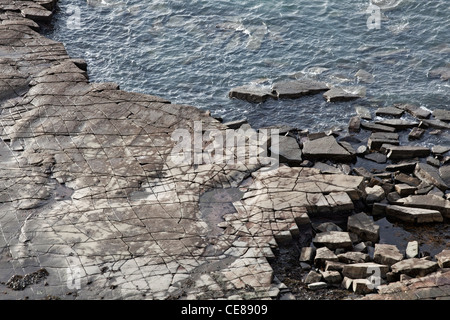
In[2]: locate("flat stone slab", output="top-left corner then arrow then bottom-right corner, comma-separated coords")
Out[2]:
314,247 -> 339,267
347,212 -> 380,242
368,132 -> 399,150
337,252 -> 370,264
395,194 -> 450,219
271,135 -> 302,166
395,104 -> 431,119
385,145 -> 430,160
363,270 -> 450,300
375,106 -> 404,117
420,119 -> 450,130
375,119 -> 419,130
229,84 -> 276,103
302,136 -> 355,162
391,258 -> 439,278
272,80 -> 329,99
433,109 -> 450,122
323,87 -> 365,102
312,231 -> 353,250
386,205 -> 444,223
360,121 -> 397,133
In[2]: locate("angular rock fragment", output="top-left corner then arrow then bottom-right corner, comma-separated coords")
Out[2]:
396,104 -> 431,119
355,69 -> 374,84
365,185 -> 385,204
342,262 -> 389,279
365,152 -> 387,164
435,250 -> 450,268
352,279 -> 376,294
391,258 -> 439,278
347,212 -> 380,243
314,247 -> 339,267
271,135 -> 302,166
355,106 -> 372,120
394,183 -> 417,197
299,247 -> 316,263
373,244 -> 404,266
408,127 -> 425,140
414,163 -> 448,191
305,270 -> 322,284
321,270 -> 342,284
368,132 -> 399,150
338,251 -> 370,264
420,119 -> 450,130
312,231 -> 353,250
348,116 -> 361,133
405,241 -> 419,259
302,136 -> 355,162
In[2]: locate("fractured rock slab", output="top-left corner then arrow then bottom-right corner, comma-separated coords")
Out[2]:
435,250 -> 450,268
229,84 -> 276,103
272,80 -> 329,99
385,145 -> 430,160
385,205 -> 443,223
312,231 -> 353,250
373,244 -> 404,266
391,258 -> 439,278
395,194 -> 450,219
347,212 -> 380,243
414,163 -> 449,191
323,87 -> 365,102
342,262 -> 389,279
302,136 -> 355,162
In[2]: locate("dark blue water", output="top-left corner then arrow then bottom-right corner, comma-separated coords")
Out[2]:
45,0 -> 449,134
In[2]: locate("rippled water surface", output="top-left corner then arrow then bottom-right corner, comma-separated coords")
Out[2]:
44,0 -> 449,132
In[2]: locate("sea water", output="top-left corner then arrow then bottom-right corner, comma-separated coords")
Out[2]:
44,0 -> 449,135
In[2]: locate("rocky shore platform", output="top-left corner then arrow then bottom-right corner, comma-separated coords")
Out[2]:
0,1 -> 449,300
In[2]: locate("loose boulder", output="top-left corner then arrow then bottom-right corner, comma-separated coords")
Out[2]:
373,244 -> 404,266
347,212 -> 380,243
391,258 -> 439,277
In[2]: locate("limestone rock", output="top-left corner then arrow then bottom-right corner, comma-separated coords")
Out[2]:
271,135 -> 302,166
365,185 -> 386,204
433,109 -> 450,122
360,121 -> 397,133
312,231 -> 353,250
414,163 -> 448,191
229,84 -> 276,103
375,106 -> 404,117
391,258 -> 439,277
305,270 -> 322,284
368,132 -> 399,150
395,194 -> 450,219
352,279 -> 376,294
321,270 -> 342,284
342,262 -> 389,279
272,80 -> 329,99
385,145 -> 430,160
373,244 -> 404,266
394,184 -> 417,197
396,104 -> 431,119
405,241 -> 419,259
314,247 -> 339,267
299,247 -> 316,263
347,212 -> 380,243
302,136 -> 355,162
323,87 -> 365,102
386,205 -> 443,223
435,250 -> 450,268
338,251 -> 370,264
375,119 -> 419,130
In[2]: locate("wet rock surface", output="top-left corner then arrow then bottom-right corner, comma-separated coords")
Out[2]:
0,0 -> 449,301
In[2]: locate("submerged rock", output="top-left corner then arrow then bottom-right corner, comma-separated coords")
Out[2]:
228,84 -> 276,103
323,86 -> 366,102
